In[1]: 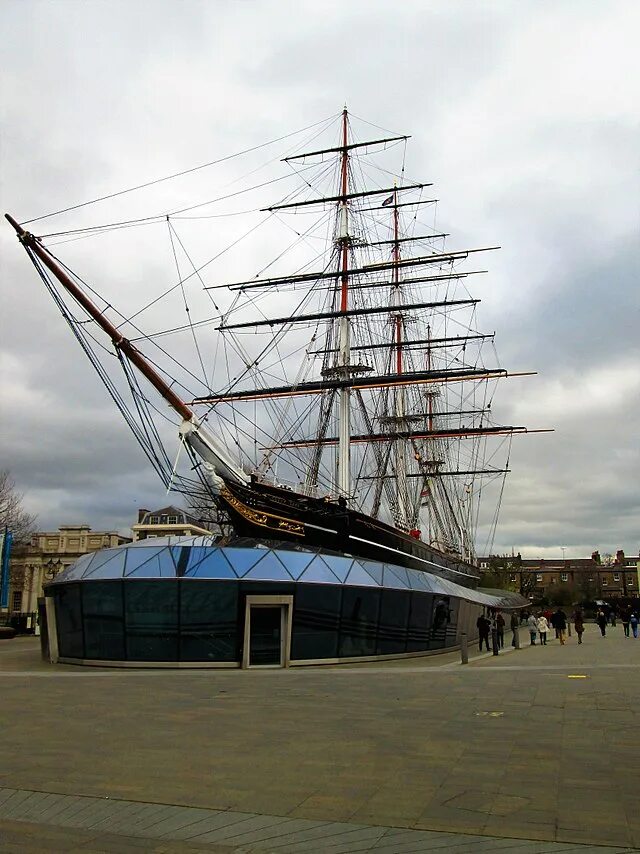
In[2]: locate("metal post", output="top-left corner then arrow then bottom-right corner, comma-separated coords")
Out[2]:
491,627 -> 499,656
460,632 -> 468,664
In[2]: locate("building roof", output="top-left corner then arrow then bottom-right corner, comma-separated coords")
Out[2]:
48,537 -> 528,610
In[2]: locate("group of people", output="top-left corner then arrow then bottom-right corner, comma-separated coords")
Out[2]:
525,607 -> 578,645
476,610 -> 519,651
596,606 -> 639,638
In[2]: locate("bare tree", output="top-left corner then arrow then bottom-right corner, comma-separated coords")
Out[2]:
0,470 -> 37,544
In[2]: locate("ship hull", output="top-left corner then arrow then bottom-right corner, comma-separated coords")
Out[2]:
218,479 -> 479,588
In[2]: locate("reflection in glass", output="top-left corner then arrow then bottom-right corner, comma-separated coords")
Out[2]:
291,584 -> 341,659
125,580 -> 178,660
82,581 -> 125,659
55,584 -> 83,658
407,592 -> 431,652
377,589 -> 411,655
339,588 -> 380,657
180,581 -> 238,661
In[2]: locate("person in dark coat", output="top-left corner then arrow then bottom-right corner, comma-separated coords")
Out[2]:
552,608 -> 568,645
510,611 -> 519,647
496,612 -> 505,648
621,607 -> 631,637
476,614 -> 490,651
596,609 -> 607,636
573,608 -> 585,644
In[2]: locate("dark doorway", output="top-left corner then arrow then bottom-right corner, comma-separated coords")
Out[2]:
249,606 -> 282,666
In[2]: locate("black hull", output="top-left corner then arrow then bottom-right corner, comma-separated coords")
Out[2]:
218,480 -> 479,588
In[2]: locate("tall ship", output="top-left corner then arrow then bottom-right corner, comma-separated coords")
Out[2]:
6,109 -> 546,588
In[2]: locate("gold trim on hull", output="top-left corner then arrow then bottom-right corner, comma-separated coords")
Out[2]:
220,485 -> 304,536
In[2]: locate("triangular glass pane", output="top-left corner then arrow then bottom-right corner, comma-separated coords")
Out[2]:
382,564 -> 410,590
244,552 -> 291,581
360,560 -> 383,585
274,550 -> 315,580
344,563 -> 378,588
318,554 -> 351,582
123,546 -> 166,577
408,570 -> 430,591
187,550 -> 236,579
73,552 -> 98,579
126,553 -> 167,578
83,548 -> 126,579
225,547 -> 268,578
299,556 -> 342,585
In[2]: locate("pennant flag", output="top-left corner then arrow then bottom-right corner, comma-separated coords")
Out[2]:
381,195 -> 394,207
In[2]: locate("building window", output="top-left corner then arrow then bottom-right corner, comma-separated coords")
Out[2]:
149,516 -> 159,524
588,577 -> 594,582
628,579 -> 634,586
480,562 -> 488,569
11,591 -> 22,612
561,573 -> 568,582
509,574 -> 517,583
613,573 -> 620,581
602,579 -> 608,586
536,574 -> 542,582
167,516 -> 178,525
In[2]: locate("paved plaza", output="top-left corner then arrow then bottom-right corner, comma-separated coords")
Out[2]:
0,623 -> 638,852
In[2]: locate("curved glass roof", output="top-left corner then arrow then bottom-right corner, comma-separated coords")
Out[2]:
49,537 -> 527,609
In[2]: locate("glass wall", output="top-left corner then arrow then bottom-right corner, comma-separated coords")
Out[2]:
52,578 -> 463,663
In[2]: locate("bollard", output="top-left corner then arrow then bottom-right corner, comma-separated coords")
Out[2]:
514,627 -> 520,649
460,632 -> 468,664
491,627 -> 499,656
568,621 -> 572,637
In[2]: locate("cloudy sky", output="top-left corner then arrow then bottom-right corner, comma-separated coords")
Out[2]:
1,0 -> 638,559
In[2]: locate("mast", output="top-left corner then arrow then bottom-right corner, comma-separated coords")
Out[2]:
391,186 -> 409,528
337,107 -> 351,499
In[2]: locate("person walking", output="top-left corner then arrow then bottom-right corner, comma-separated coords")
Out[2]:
496,612 -> 505,649
610,608 -> 617,627
553,607 -> 568,645
573,608 -> 585,644
537,613 -> 550,645
510,611 -> 519,647
621,607 -> 631,637
477,613 -> 491,651
527,613 -> 538,645
596,608 -> 607,637
630,612 -> 639,639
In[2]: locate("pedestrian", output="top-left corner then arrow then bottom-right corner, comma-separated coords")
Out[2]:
573,608 -> 585,644
477,613 -> 491,651
621,607 -> 631,637
496,611 -> 505,649
527,613 -> 538,645
537,613 -> 550,645
596,609 -> 607,637
610,608 -> 617,627
630,613 -> 639,639
552,607 -> 568,645
510,611 -> 519,647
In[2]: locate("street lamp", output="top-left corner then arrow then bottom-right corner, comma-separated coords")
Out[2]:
43,559 -> 62,581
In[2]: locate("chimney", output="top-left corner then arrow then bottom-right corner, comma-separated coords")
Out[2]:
591,550 -> 601,564
616,549 -> 625,565
137,508 -> 149,524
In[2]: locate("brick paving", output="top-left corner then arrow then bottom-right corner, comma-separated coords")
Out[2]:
0,622 -> 637,851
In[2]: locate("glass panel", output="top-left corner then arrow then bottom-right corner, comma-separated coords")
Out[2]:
408,571 -> 431,591
276,550 -> 315,580
125,553 -> 171,578
299,556 -> 343,584
376,589 -> 410,655
344,563 -> 378,588
82,581 -> 125,660
407,592 -> 433,651
318,555 -> 352,582
124,581 -> 178,661
339,588 -> 380,657
224,548 -> 266,577
180,581 -> 238,662
123,546 -> 166,576
382,564 -> 411,590
55,585 -> 84,658
188,550 -> 236,579
291,584 -> 341,660
82,548 -> 124,579
430,596 -> 451,649
249,606 -> 282,665
62,552 -> 95,582
243,552 -> 292,582
361,561 -> 383,586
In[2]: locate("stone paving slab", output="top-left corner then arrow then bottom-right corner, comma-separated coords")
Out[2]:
0,789 -> 636,852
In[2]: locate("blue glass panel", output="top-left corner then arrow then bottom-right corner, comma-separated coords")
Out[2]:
299,556 -> 342,584
274,550 -> 315,580
408,571 -> 430,591
84,550 -> 127,580
317,555 -> 352,582
381,564 -> 409,590
244,552 -> 292,581
123,546 -> 167,577
224,547 -> 269,578
187,551 -> 236,579
73,553 -> 97,580
125,553 -> 170,578
385,564 -> 411,588
82,548 -> 122,579
344,563 -> 379,588
360,561 -> 384,586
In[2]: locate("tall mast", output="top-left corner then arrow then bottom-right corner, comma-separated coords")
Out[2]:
392,186 -> 409,527
337,107 -> 351,499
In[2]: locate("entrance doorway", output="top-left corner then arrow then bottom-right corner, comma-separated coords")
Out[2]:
242,595 -> 293,668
